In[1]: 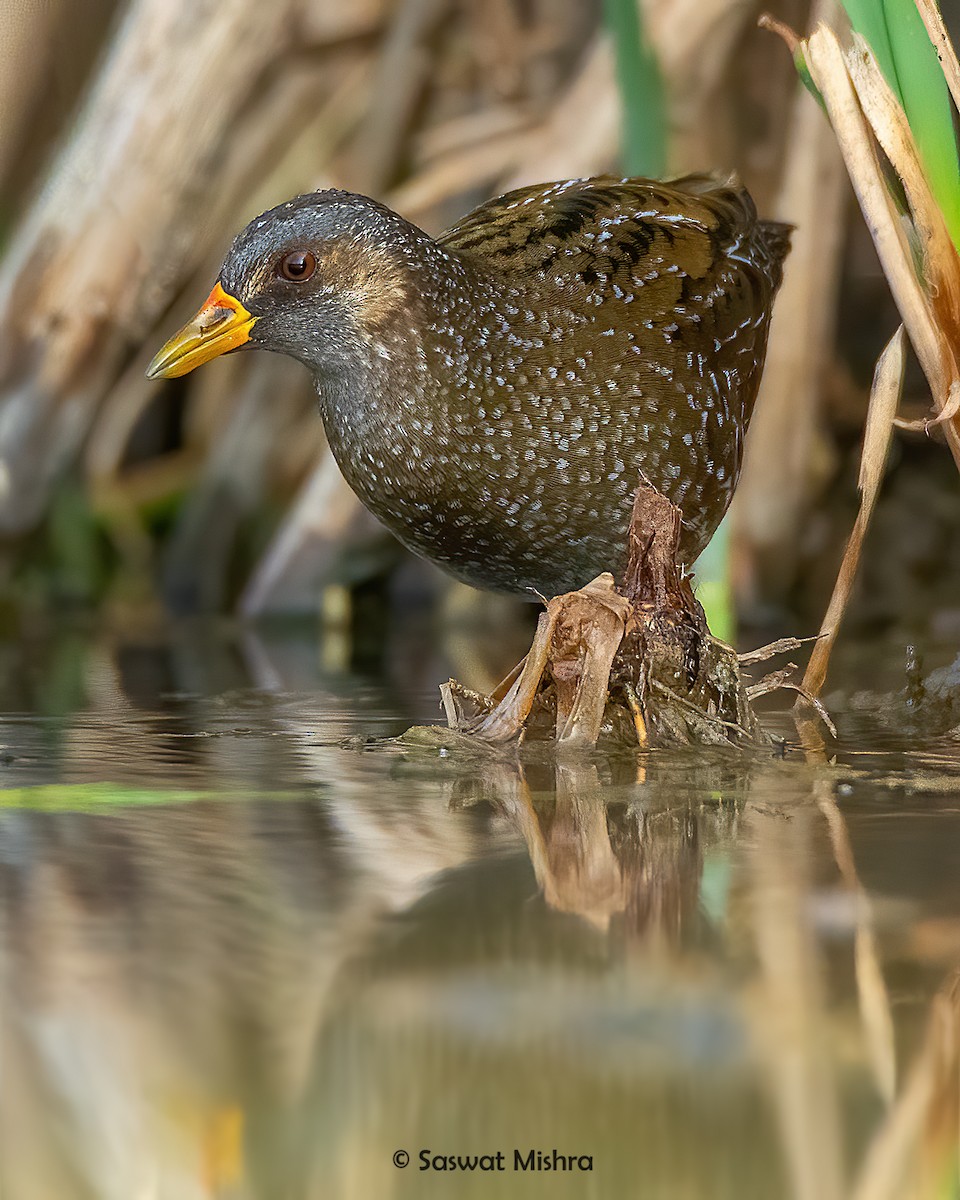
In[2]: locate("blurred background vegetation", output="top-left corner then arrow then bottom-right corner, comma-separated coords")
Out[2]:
0,0 -> 958,647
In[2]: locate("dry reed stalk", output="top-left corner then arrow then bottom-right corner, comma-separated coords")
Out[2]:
347,0 -> 451,194
643,0 -> 759,172
0,0 -> 69,186
843,45 -> 960,428
802,22 -> 960,467
735,0 -> 847,591
800,325 -> 904,699
849,971 -> 960,1200
0,0 -> 304,533
815,782 -> 896,1105
756,10 -> 960,713
746,791 -> 847,1200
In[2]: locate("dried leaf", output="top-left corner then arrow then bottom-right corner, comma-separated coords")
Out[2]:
801,325 -> 904,699
859,325 -> 906,494
806,28 -> 941,384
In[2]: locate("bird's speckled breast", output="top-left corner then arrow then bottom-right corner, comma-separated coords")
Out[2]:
320,177 -> 785,597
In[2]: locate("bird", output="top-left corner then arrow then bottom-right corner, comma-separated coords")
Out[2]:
147,175 -> 790,598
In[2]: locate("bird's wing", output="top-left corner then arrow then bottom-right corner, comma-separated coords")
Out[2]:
439,175 -> 789,320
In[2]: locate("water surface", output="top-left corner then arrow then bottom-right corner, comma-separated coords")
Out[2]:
1,623 -> 958,1199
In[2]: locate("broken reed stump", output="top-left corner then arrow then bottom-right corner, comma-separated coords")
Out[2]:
438,483 -> 771,750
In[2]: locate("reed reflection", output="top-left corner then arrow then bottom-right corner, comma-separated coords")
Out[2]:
444,756 -> 706,940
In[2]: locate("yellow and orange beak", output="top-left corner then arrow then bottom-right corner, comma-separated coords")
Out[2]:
146,283 -> 257,380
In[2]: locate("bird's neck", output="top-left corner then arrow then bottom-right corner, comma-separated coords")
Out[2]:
315,243 -> 497,445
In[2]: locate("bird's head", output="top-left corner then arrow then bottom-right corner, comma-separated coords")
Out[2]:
147,190 -> 423,381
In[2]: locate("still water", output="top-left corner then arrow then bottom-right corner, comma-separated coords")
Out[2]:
0,622 -> 958,1199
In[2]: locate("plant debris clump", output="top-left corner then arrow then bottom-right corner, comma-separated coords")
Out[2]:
437,484 -> 773,750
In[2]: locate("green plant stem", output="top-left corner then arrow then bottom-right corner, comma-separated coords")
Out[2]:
843,0 -> 960,251
603,0 -> 667,177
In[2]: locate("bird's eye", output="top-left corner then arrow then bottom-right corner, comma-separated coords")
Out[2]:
278,250 -> 317,282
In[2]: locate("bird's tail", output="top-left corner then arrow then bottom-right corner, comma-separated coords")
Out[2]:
758,220 -> 793,288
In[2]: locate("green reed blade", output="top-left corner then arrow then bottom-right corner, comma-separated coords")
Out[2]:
843,0 -> 960,251
603,0 -> 667,177
794,42 -> 827,112
694,516 -> 734,642
0,784 -> 299,811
